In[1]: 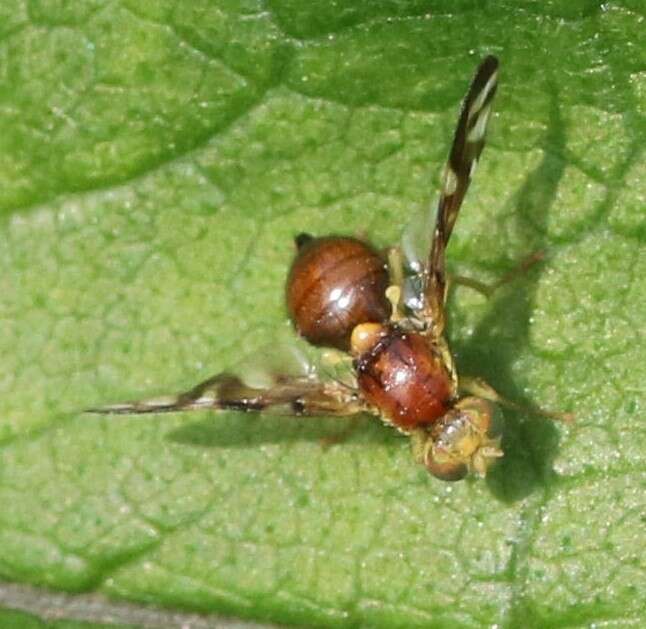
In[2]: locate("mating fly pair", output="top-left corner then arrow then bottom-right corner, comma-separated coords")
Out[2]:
89,56 -> 570,481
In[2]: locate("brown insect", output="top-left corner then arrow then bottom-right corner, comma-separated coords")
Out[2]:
89,56 -> 571,481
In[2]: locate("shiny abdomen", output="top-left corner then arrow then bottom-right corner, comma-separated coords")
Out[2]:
355,329 -> 455,432
286,235 -> 390,350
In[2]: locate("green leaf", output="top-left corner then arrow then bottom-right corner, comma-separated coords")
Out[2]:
0,605 -> 138,629
1,1 -> 644,627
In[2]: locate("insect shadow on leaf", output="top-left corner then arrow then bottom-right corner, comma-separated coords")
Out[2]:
165,334 -> 393,449
453,77 -> 568,502
87,59 -> 573,484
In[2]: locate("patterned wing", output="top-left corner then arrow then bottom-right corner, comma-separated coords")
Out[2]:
86,371 -> 363,417
87,338 -> 364,417
423,56 -> 499,334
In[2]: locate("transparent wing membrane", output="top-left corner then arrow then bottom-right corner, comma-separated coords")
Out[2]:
87,372 -> 364,417
87,336 -> 363,418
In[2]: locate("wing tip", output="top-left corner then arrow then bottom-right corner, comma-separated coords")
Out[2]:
84,404 -> 136,415
84,396 -> 181,415
481,55 -> 499,71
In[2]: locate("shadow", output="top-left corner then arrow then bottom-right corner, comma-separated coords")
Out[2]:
170,80 -> 570,496
167,411 -> 392,450
452,78 -> 568,502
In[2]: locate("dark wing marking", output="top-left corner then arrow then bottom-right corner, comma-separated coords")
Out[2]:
86,372 -> 365,417
423,55 -> 499,334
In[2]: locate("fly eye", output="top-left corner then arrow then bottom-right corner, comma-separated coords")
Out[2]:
424,450 -> 468,482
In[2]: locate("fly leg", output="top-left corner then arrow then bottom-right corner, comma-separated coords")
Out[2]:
320,416 -> 367,449
449,251 -> 545,298
385,246 -> 407,323
459,376 -> 574,423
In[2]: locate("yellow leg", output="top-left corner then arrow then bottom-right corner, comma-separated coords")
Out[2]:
320,416 -> 363,449
410,428 -> 427,465
460,376 -> 574,423
386,246 -> 406,322
450,251 -> 545,298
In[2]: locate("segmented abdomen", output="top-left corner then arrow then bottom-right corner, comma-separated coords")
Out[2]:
286,236 -> 390,351
355,329 -> 455,432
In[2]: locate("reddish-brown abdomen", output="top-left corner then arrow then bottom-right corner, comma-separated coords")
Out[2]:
286,235 -> 390,350
356,329 -> 455,431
